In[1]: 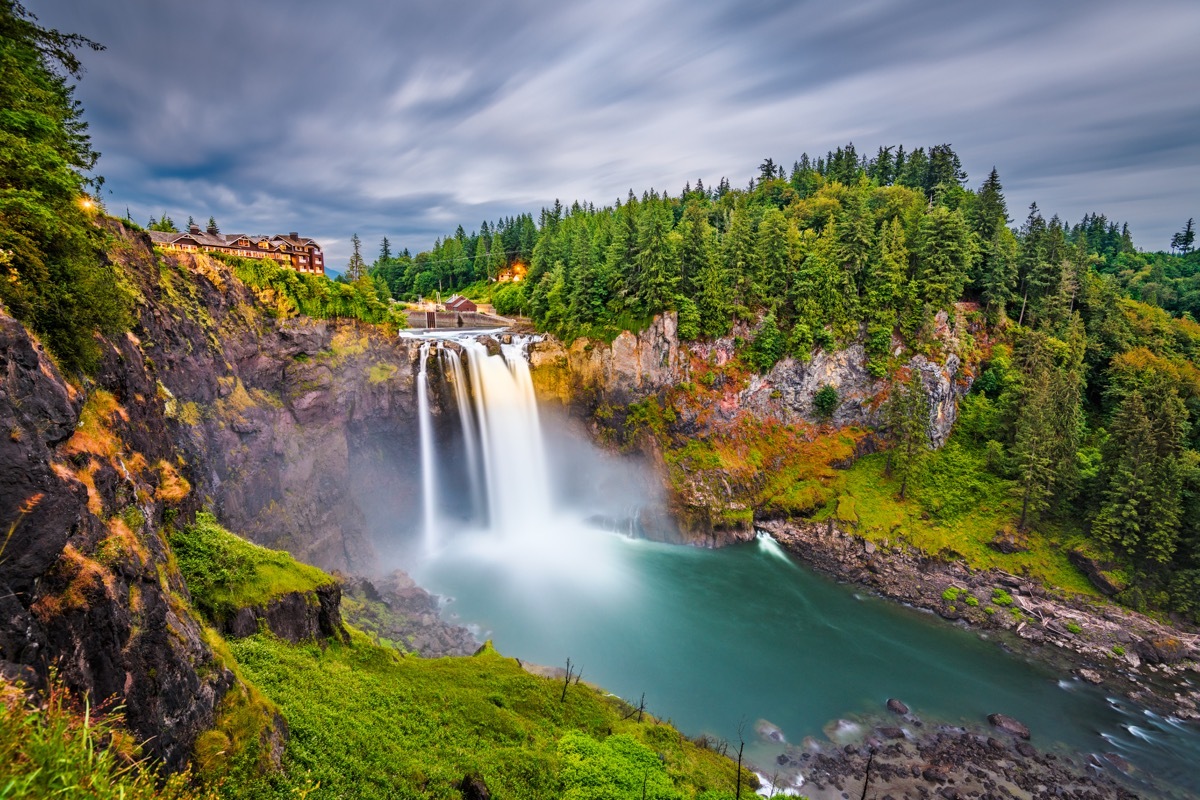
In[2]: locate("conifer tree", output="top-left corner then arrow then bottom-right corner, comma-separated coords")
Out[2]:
916,206 -> 974,308
206,215 -> 219,233
980,227 -> 1019,320
694,252 -> 733,338
1093,389 -> 1186,566
632,201 -> 678,316
723,203 -> 756,311
677,202 -> 713,296
1011,324 -> 1085,529
568,222 -> 605,326
346,233 -> 366,281
754,207 -> 792,305
490,234 -> 507,280
884,367 -> 931,499
834,189 -> 875,294
379,236 -> 391,265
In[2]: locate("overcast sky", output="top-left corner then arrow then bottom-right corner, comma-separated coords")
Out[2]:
32,0 -> 1200,268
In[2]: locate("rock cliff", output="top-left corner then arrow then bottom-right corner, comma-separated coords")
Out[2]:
0,222 -> 431,770
0,286 -> 231,770
530,308 -> 976,449
528,308 -> 979,544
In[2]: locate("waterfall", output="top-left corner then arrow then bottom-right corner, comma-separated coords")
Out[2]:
416,341 -> 439,553
405,331 -> 555,544
405,329 -> 633,600
442,348 -> 483,522
459,337 -> 553,537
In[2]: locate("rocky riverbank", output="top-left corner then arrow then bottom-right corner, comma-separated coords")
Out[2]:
753,708 -> 1143,800
761,519 -> 1200,722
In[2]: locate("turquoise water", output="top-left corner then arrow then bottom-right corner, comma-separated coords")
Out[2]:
416,528 -> 1200,797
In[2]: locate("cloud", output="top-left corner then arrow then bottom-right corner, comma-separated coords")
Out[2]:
31,0 -> 1200,266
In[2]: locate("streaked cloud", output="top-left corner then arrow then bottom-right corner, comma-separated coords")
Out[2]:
31,0 -> 1200,267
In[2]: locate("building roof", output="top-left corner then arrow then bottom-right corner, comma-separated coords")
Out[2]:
148,229 -> 322,252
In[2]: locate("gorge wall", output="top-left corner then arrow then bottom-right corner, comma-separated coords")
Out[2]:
529,310 -> 977,445
527,309 -> 980,544
0,224 -> 432,768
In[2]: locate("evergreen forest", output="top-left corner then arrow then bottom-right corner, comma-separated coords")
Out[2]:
372,146 -> 1200,620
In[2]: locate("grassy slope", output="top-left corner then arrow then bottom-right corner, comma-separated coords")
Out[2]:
169,512 -> 333,621
0,679 -> 210,800
223,634 -> 743,800
167,517 -> 744,799
820,444 -> 1097,596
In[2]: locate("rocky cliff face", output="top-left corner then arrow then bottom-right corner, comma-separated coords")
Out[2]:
528,308 -> 979,545
529,313 -> 686,406
0,223 -> 430,770
0,286 -> 231,771
530,308 -> 975,448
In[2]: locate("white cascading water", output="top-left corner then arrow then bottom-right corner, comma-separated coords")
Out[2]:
404,330 -> 625,592
416,341 -> 439,553
459,338 -> 553,537
441,348 -> 483,522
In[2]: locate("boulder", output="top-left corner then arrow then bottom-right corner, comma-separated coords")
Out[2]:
922,764 -> 950,783
989,526 -> 1030,554
987,713 -> 1031,740
459,772 -> 491,800
1136,636 -> 1189,665
886,697 -> 910,715
1067,548 -> 1126,596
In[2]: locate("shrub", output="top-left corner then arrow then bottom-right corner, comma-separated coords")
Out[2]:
991,588 -> 1014,606
813,384 -> 840,419
941,586 -> 961,603
676,297 -> 700,341
1065,621 -> 1082,635
748,312 -> 785,373
965,595 -> 979,607
492,281 -> 527,317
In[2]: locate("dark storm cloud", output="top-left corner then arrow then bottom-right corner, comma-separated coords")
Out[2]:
30,0 -> 1200,266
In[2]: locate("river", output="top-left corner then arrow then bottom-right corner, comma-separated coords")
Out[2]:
401,329 -> 1200,798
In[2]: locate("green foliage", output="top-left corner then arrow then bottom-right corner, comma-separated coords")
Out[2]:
1065,621 -> 1082,634
492,281 -> 528,317
0,676 -> 207,799
221,634 -> 742,799
217,253 -> 405,327
991,588 -> 1014,606
0,4 -> 132,371
676,296 -> 701,341
941,586 -> 961,602
813,383 -> 840,419
558,731 -> 682,800
883,368 -> 931,498
747,311 -> 785,372
169,512 -> 333,623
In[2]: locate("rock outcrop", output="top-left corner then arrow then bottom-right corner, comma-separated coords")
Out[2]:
221,583 -> 349,644
0,301 -> 231,770
530,308 -> 976,449
0,222 -> 424,770
529,313 -> 685,405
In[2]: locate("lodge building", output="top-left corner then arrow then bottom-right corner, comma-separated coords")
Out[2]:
148,223 -> 325,275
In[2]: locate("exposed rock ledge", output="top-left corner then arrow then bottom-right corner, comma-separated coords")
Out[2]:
219,583 -> 349,644
761,519 -> 1200,720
